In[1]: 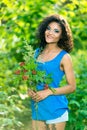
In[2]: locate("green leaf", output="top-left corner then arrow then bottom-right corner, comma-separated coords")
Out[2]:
69,100 -> 80,108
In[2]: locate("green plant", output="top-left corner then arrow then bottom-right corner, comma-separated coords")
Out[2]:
65,51 -> 87,130
13,41 -> 53,92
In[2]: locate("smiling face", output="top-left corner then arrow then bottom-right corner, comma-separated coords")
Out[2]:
45,22 -> 62,45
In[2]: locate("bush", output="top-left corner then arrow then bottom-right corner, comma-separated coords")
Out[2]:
65,50 -> 87,130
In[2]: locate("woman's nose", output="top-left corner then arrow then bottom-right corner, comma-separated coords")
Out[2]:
48,29 -> 54,34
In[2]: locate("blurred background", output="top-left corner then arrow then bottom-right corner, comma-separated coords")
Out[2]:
0,0 -> 87,130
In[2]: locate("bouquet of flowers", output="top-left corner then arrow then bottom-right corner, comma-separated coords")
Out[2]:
14,42 -> 53,93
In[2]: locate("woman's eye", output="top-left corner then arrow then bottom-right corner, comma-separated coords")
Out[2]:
46,26 -> 60,33
54,29 -> 59,33
46,26 -> 50,30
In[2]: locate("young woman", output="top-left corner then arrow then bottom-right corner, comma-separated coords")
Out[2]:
28,14 -> 76,130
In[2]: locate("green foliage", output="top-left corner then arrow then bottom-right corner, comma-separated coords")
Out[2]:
0,87 -> 23,130
0,0 -> 87,52
13,42 -> 53,92
65,51 -> 87,130
0,0 -> 87,129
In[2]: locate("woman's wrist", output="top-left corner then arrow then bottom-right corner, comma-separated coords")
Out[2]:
46,88 -> 53,96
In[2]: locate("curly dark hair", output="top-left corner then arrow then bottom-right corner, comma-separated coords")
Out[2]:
36,14 -> 73,53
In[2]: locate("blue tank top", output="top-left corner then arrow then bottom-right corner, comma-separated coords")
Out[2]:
31,48 -> 68,120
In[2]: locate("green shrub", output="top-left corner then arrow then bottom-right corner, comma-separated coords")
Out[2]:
65,50 -> 87,130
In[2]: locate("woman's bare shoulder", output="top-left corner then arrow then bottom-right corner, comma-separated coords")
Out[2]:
61,53 -> 72,65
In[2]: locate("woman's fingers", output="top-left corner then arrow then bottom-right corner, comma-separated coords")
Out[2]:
28,89 -> 45,102
27,88 -> 40,102
27,88 -> 36,97
32,93 -> 43,102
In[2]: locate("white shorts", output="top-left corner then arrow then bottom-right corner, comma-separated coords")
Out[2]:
46,110 -> 68,124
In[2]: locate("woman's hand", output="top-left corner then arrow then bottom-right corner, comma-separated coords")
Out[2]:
31,89 -> 53,102
27,88 -> 36,99
28,88 -> 53,102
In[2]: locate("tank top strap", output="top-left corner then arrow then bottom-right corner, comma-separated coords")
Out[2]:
57,50 -> 68,64
34,48 -> 40,59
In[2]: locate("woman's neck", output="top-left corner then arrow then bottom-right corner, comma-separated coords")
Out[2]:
44,44 -> 61,53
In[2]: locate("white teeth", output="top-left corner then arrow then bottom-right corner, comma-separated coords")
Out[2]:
47,35 -> 53,39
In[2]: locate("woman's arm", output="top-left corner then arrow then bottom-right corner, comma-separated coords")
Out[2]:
54,54 -> 76,95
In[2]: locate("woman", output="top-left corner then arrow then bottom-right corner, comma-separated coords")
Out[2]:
28,14 -> 76,130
